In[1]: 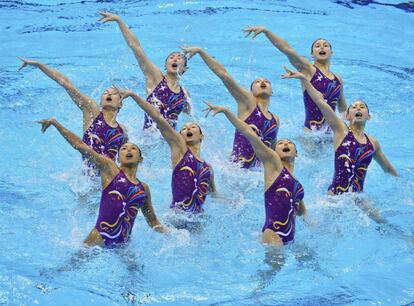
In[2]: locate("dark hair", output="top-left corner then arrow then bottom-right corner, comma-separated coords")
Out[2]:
346,100 -> 370,114
311,38 -> 332,53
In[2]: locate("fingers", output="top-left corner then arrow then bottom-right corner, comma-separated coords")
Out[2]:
111,83 -> 120,92
17,57 -> 27,71
18,62 -> 27,72
252,31 -> 260,40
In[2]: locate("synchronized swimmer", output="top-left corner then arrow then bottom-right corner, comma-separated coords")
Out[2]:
37,118 -> 165,247
19,58 -> 127,175
99,12 -> 191,130
180,46 -> 279,169
243,26 -> 346,132
22,14 -> 400,250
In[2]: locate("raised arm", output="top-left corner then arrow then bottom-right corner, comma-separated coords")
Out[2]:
37,118 -> 116,177
243,26 -> 314,76
115,87 -> 185,150
18,58 -> 99,116
370,137 -> 399,176
282,66 -> 346,134
99,12 -> 163,89
180,46 -> 254,114
140,183 -> 167,233
203,102 -> 282,171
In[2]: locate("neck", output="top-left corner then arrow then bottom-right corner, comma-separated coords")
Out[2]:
166,72 -> 181,84
254,96 -> 270,111
350,121 -> 366,136
120,164 -> 138,180
282,159 -> 295,173
314,60 -> 331,72
187,143 -> 201,159
102,108 -> 118,126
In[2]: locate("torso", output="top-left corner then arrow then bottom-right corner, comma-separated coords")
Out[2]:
171,149 -> 212,213
95,170 -> 146,246
263,167 -> 304,244
329,128 -> 375,194
144,77 -> 187,130
82,112 -> 127,174
303,66 -> 342,131
231,105 -> 279,168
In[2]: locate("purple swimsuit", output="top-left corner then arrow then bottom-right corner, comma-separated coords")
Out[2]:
95,170 -> 146,246
82,112 -> 127,171
329,128 -> 375,194
171,149 -> 212,214
303,66 -> 342,131
231,105 -> 279,168
144,77 -> 188,130
263,167 -> 304,244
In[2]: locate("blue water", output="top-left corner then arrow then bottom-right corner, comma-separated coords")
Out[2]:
1,0 -> 414,305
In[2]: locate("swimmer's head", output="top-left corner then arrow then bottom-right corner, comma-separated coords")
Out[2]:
250,77 -> 273,98
275,138 -> 298,161
118,142 -> 143,166
346,100 -> 370,123
101,87 -> 123,113
179,122 -> 203,145
311,38 -> 333,61
165,52 -> 188,76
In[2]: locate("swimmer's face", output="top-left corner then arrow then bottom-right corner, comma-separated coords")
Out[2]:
346,100 -> 370,123
118,143 -> 143,166
275,139 -> 297,160
251,78 -> 272,97
101,88 -> 122,112
179,122 -> 203,145
311,39 -> 332,61
165,52 -> 187,75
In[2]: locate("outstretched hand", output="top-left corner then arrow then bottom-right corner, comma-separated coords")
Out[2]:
98,11 -> 120,23
202,101 -> 227,118
281,66 -> 306,80
37,118 -> 57,133
111,84 -> 133,101
17,57 -> 39,71
179,46 -> 201,61
242,26 -> 266,40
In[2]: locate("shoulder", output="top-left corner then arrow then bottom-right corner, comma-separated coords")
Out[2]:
140,181 -> 151,193
273,114 -> 280,125
367,135 -> 380,150
335,74 -> 344,84
182,87 -> 190,97
119,124 -> 128,134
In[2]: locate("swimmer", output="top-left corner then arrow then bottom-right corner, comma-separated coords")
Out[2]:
282,66 -> 398,195
203,102 -> 306,246
243,26 -> 346,132
18,58 -> 127,174
99,12 -> 191,130
114,87 -> 216,214
179,46 -> 279,169
37,118 -> 165,247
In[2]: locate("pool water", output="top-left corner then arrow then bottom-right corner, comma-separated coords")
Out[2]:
1,0 -> 414,305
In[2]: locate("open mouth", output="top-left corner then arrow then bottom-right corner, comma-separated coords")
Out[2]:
282,147 -> 291,153
126,153 -> 133,158
355,112 -> 363,118
319,51 -> 327,56
260,84 -> 267,89
186,131 -> 193,137
172,63 -> 178,69
106,97 -> 112,102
